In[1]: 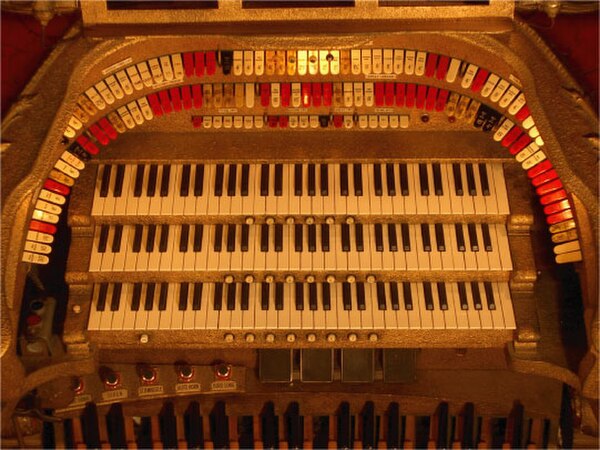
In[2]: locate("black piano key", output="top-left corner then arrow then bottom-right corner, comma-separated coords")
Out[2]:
308,224 -> 317,252
322,283 -> 331,310
147,164 -> 158,197
294,224 -> 303,252
241,282 -> 250,310
376,282 -> 387,310
159,224 -> 170,253
353,164 -> 363,196
260,164 -> 269,196
355,224 -> 364,252
180,164 -> 191,197
81,403 -> 101,449
455,224 -> 466,252
261,402 -> 278,450
342,282 -> 352,310
131,283 -> 142,311
193,224 -> 203,252
435,223 -> 446,252
145,283 -> 155,311
210,402 -> 230,450
308,164 -> 316,196
97,283 -> 108,311
321,224 -> 330,252
98,224 -> 109,253
484,282 -> 496,310
309,283 -> 318,310
337,402 -> 352,449
467,223 -> 479,251
213,224 -> 223,252
436,403 -> 449,449
295,283 -> 304,311
461,403 -> 475,449
194,164 -> 204,196
227,164 -> 237,196
159,403 -> 178,450
373,164 -> 383,196
458,282 -> 468,310
261,224 -> 269,252
241,224 -> 249,252
136,418 -> 152,450
387,403 -> 400,450
421,223 -> 432,252
452,163 -> 464,196
478,163 -> 490,195
275,282 -> 284,310
113,164 -> 125,197
390,281 -> 400,310
132,225 -> 143,253
294,164 -> 303,196
275,224 -> 283,252
192,283 -> 202,310
241,164 -> 250,196
403,282 -> 413,310
110,283 -> 122,311
471,282 -> 482,310
386,163 -> 396,196
146,224 -> 157,252
432,163 -> 443,196
466,163 -> 477,196
340,164 -> 349,196
388,224 -> 398,252
341,224 -> 350,252
160,165 -> 171,197
214,164 -> 224,197
226,225 -> 236,252
399,163 -> 409,196
375,224 -> 384,252
286,402 -> 302,450
361,402 -> 376,450
133,164 -> 145,197
227,283 -> 236,310
418,163 -> 429,196
437,283 -> 448,310
506,404 -> 524,450
213,283 -> 223,311
481,223 -> 492,251
158,283 -> 168,311
111,224 -> 123,253
261,282 -> 270,310
105,404 -> 127,450
274,164 -> 283,196
180,224 -> 190,252
401,223 -> 410,251
423,282 -> 434,310
320,164 -> 329,196
99,165 -> 112,198
179,283 -> 189,311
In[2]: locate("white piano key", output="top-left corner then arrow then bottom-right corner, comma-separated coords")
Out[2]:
439,224 -> 454,271
241,283 -> 256,330
473,224 -> 489,270
464,283 -> 481,329
119,283 -> 137,331
145,284 -> 161,330
230,285 -> 243,330
88,284 -> 103,330
334,283 -> 349,329
99,226 -> 116,272
193,283 -> 209,330
438,164 -> 452,215
369,283 -> 385,329
132,284 -> 149,330
459,164 -> 475,215
448,224 -> 465,271
380,225 -> 395,271
230,225 -> 243,271
146,227 -> 161,272
440,283 -> 457,329
486,225 -> 503,271
495,224 -> 513,271
347,224 -> 361,271
450,283 -> 469,330
182,284 -> 196,330
311,165 -> 324,216
477,282 -> 494,330
182,226 -> 196,272
491,282 -> 508,329
406,283 -> 421,329
426,164 -> 440,215
254,284 -> 268,330
347,284 -> 362,330
430,283 -> 446,330
412,164 -> 428,215
158,283 -> 175,330
428,225 -> 443,271
205,284 -> 220,330
299,164 -> 312,215
111,225 -> 129,272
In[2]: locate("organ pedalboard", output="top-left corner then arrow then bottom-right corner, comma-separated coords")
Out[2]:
1,1 -> 598,449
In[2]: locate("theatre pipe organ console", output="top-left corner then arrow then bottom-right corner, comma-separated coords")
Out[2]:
1,1 -> 598,448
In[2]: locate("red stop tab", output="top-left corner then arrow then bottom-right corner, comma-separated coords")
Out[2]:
375,83 -> 385,107
268,116 -> 279,128
98,118 -> 118,140
194,52 -> 205,76
183,52 -> 195,77
181,85 -> 192,110
26,314 -> 42,326
192,116 -> 203,128
436,55 -> 450,80
406,84 -> 416,108
500,127 -> 522,148
89,123 -> 110,145
425,86 -> 438,111
158,90 -> 172,114
540,189 -> 567,205
333,115 -> 343,128
385,83 -> 394,106
395,83 -> 405,107
435,89 -> 449,111
322,83 -> 333,106
44,179 -> 70,196
531,169 -> 558,187
527,160 -> 553,178
205,51 -> 216,75
416,85 -> 427,109
76,135 -> 99,155
470,69 -> 489,92
312,83 -> 322,107
302,83 -> 312,107
192,85 -> 203,109
281,83 -> 291,107
147,93 -> 163,116
170,88 -> 182,112
279,116 -> 289,128
509,134 -> 532,155
544,199 -> 570,215
515,105 -> 530,121
30,220 -> 57,235
536,178 -> 563,196
546,208 -> 573,225
261,84 -> 270,107
425,53 -> 438,77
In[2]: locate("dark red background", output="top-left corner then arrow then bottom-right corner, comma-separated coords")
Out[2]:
1,10 -> 598,115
